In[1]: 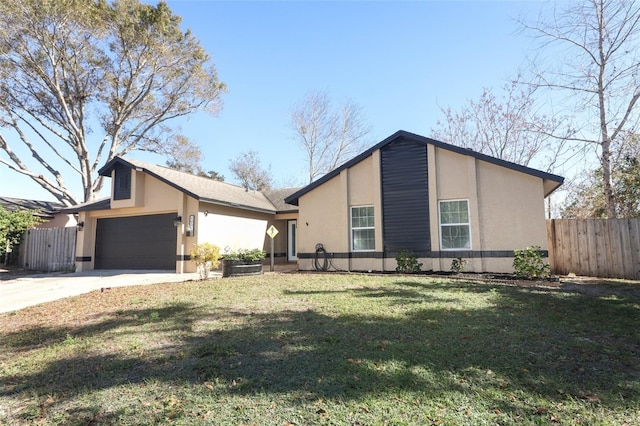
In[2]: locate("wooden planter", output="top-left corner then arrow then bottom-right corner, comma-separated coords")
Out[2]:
222,259 -> 263,278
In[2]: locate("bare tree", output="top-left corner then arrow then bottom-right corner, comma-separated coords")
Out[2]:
0,0 -> 225,205
290,91 -> 372,183
229,150 -> 273,191
521,0 -> 640,218
431,81 -> 571,169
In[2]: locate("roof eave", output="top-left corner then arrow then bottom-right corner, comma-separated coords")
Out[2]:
200,198 -> 276,215
285,130 -> 565,205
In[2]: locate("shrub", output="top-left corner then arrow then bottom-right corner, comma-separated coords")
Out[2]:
190,243 -> 221,280
223,248 -> 266,262
450,257 -> 467,273
513,246 -> 550,279
395,250 -> 422,273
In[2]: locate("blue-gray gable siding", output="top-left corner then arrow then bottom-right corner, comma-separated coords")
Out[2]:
113,163 -> 131,200
380,138 -> 431,255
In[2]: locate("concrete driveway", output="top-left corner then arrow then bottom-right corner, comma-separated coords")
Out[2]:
0,270 -> 204,314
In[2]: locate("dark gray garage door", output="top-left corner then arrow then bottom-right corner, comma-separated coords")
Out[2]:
95,214 -> 177,270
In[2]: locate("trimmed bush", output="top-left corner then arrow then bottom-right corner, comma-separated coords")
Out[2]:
190,243 -> 221,280
513,246 -> 550,279
395,250 -> 422,274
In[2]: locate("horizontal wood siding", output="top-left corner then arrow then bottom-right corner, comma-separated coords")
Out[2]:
381,138 -> 430,254
19,227 -> 77,272
547,218 -> 640,279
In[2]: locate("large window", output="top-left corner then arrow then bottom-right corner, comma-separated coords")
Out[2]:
439,200 -> 471,250
351,206 -> 375,251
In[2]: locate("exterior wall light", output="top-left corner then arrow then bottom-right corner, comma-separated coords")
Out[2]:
76,221 -> 84,231
173,216 -> 182,227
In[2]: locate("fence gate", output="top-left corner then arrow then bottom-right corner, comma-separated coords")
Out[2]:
19,227 -> 77,272
547,219 -> 640,280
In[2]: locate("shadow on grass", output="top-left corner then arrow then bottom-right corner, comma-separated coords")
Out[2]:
2,279 -> 639,421
0,303 -> 200,353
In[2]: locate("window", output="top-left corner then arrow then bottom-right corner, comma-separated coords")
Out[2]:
439,200 -> 471,250
351,206 -> 375,251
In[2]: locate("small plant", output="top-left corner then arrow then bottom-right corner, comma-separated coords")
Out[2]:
223,248 -> 266,262
450,257 -> 467,273
63,333 -> 79,345
395,250 -> 422,273
513,246 -> 550,279
190,242 -> 221,280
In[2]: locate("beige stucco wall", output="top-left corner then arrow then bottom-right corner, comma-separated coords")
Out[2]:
35,213 -> 77,228
197,203 -> 270,254
297,144 -> 550,274
297,153 -> 384,272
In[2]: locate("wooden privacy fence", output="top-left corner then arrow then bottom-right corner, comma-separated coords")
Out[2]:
19,227 -> 77,272
546,219 -> 640,280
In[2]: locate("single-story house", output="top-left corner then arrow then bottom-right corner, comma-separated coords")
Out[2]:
0,197 -> 76,228
69,130 -> 562,275
69,157 -> 299,273
284,130 -> 563,273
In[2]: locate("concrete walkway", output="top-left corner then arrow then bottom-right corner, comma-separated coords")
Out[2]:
0,270 -> 203,314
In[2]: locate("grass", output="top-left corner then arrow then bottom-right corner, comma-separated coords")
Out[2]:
0,273 -> 638,425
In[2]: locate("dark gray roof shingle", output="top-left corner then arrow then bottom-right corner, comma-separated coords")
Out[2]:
263,188 -> 302,213
99,157 -> 294,214
0,197 -> 65,217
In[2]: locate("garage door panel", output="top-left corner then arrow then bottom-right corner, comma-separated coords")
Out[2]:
95,214 -> 177,270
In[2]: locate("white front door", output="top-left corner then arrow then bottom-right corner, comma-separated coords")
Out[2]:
287,220 -> 298,261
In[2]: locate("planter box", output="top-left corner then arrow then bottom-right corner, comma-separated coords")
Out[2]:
222,259 -> 263,278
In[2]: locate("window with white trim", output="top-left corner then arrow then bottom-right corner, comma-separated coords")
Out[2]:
351,206 -> 375,251
439,200 -> 471,250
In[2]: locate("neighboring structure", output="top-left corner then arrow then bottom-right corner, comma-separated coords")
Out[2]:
285,130 -> 564,273
68,157 -> 299,273
0,197 -> 76,228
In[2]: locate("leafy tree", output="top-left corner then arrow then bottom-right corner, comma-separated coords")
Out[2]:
0,0 -> 225,205
229,150 -> 273,191
165,136 -> 224,181
521,0 -> 640,218
0,207 -> 44,262
199,170 -> 225,182
562,133 -> 640,218
290,90 -> 372,183
165,135 -> 205,175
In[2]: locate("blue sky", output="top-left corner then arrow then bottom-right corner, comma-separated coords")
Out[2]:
1,0 -> 549,201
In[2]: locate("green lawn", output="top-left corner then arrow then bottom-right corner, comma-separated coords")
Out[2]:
1,273 -> 638,425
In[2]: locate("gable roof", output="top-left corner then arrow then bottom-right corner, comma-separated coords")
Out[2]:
98,157 -> 280,214
0,197 -> 65,218
285,130 -> 565,205
61,197 -> 111,213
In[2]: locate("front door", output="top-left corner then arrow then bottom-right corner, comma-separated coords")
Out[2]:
287,220 -> 297,261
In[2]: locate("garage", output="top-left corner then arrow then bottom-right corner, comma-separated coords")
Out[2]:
95,214 -> 177,270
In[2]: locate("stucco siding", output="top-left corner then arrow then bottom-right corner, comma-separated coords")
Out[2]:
198,204 -> 270,255
347,156 -> 374,206
298,174 -> 344,255
434,148 -> 470,199
476,160 -> 548,251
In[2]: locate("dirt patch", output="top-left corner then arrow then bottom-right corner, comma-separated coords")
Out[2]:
440,272 -> 640,298
558,276 -> 640,298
